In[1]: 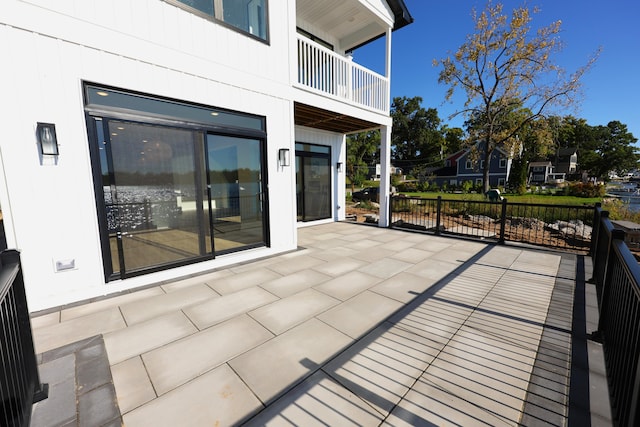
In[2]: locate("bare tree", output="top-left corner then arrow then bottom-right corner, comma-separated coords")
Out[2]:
434,1 -> 599,192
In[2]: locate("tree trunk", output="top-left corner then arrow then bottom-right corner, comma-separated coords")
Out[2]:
483,143 -> 492,194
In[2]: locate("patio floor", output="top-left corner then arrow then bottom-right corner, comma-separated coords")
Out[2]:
29,222 -> 611,426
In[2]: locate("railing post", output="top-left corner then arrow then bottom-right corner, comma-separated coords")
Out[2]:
630,351 -> 640,427
595,228 -> 626,338
590,203 -> 602,257
592,211 -> 611,301
388,195 -> 393,229
435,196 -> 442,235
499,198 -> 508,244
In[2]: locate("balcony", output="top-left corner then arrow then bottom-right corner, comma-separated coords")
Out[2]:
295,35 -> 389,113
25,219 -> 619,425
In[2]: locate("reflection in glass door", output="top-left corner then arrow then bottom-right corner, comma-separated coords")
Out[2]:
207,135 -> 265,252
296,143 -> 331,222
100,120 -> 209,275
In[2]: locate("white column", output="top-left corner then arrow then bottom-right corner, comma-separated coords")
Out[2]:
379,124 -> 392,227
378,28 -> 393,227
385,27 -> 392,110
335,134 -> 346,221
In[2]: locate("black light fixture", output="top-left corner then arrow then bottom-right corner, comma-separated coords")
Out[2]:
278,148 -> 290,167
337,162 -> 343,172
36,122 -> 59,156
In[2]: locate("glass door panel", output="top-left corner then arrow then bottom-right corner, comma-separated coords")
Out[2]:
296,155 -> 304,221
296,143 -> 331,222
207,134 -> 265,252
302,157 -> 330,221
106,121 -> 208,273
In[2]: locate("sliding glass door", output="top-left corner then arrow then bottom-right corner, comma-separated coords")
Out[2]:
296,143 -> 331,222
86,84 -> 268,280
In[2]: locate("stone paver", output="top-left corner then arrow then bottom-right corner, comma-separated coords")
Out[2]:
33,308 -> 126,354
119,284 -> 217,325
316,291 -> 404,339
313,270 -> 382,301
30,222 -> 607,426
111,356 -> 156,414
229,318 -> 352,404
259,269 -> 332,298
143,315 -> 273,395
103,311 -> 197,365
123,364 -> 263,427
249,288 -> 340,334
31,336 -> 121,427
184,286 -> 279,330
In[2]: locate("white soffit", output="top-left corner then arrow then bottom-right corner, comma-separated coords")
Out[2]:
297,0 -> 393,50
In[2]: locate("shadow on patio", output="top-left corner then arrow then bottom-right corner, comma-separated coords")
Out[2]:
28,222 -> 611,426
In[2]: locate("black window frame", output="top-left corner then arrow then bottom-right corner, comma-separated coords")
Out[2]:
295,142 -> 332,222
164,0 -> 270,44
83,82 -> 270,281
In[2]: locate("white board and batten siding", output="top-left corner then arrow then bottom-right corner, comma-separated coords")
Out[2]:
0,0 -> 297,310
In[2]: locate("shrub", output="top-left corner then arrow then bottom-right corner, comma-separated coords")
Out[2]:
397,182 -> 418,192
566,182 -> 606,198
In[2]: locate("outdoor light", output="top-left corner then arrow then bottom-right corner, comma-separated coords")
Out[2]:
278,148 -> 290,167
36,122 -> 59,156
337,162 -> 343,172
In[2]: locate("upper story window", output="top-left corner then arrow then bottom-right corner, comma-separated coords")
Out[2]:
169,0 -> 268,41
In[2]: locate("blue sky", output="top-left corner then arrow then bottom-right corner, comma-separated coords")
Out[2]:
354,0 -> 640,142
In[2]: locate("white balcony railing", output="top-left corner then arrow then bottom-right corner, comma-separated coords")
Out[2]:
296,35 -> 389,113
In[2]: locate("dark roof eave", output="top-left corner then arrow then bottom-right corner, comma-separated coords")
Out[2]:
388,0 -> 414,31
346,0 -> 414,52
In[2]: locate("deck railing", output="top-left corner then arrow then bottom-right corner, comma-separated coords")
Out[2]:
0,250 -> 48,427
296,35 -> 389,113
390,196 -> 594,252
390,196 -> 640,424
590,208 -> 640,427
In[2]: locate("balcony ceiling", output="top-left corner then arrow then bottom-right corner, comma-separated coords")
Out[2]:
297,0 -> 394,51
294,102 -> 379,134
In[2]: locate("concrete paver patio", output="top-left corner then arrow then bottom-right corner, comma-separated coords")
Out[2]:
29,222 -> 610,426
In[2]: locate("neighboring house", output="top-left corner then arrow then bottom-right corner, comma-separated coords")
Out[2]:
528,161 -> 565,185
555,147 -> 578,175
0,0 -> 413,310
528,161 -> 554,185
368,163 -> 402,181
431,144 -> 513,188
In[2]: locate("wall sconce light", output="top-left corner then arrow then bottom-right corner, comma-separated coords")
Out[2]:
337,162 -> 343,172
278,148 -> 290,167
36,122 -> 59,156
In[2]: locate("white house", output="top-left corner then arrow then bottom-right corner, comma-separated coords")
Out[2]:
0,0 -> 412,311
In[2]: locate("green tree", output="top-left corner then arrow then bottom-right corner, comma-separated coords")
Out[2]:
507,115 -> 555,192
391,96 -> 445,165
434,1 -> 598,192
580,121 -> 639,179
442,126 -> 465,156
553,117 -> 638,180
346,131 -> 379,192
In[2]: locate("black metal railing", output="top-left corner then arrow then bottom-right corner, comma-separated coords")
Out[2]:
590,211 -> 640,426
390,196 -> 595,252
1,250 -> 48,427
